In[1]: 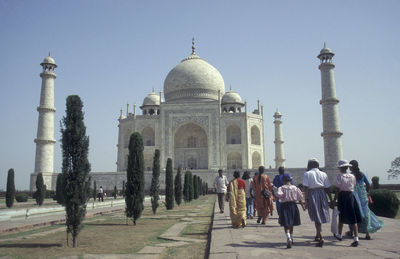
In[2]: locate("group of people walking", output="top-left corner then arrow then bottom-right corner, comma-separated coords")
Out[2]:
214,158 -> 383,249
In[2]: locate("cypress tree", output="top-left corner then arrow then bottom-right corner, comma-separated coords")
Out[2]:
125,132 -> 145,225
198,178 -> 202,197
61,95 -> 91,247
193,175 -> 198,199
35,173 -> 45,206
6,168 -> 15,208
92,181 -> 97,202
114,186 -> 117,199
189,171 -> 194,202
56,173 -> 65,205
150,149 -> 160,214
165,158 -> 174,210
174,166 -> 182,206
183,171 -> 190,202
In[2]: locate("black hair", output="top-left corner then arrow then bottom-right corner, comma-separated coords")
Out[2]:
278,166 -> 284,175
242,171 -> 250,180
258,166 -> 264,181
218,169 -> 222,173
233,170 -> 240,178
307,160 -> 319,171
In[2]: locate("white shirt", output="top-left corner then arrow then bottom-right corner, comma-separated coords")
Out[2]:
214,175 -> 228,193
244,178 -> 253,198
302,168 -> 330,189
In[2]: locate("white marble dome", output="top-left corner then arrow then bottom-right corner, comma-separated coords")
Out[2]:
142,92 -> 160,106
163,53 -> 225,102
222,90 -> 243,104
41,55 -> 56,65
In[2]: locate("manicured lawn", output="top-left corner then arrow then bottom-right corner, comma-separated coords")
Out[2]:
0,195 -> 215,259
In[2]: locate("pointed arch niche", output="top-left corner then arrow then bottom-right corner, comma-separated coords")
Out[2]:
174,123 -> 208,169
141,127 -> 155,146
227,152 -> 242,169
251,125 -> 261,145
226,124 -> 241,144
252,151 -> 261,169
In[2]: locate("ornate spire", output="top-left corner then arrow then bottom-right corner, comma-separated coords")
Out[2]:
230,84 -> 232,91
192,37 -> 196,54
152,87 -> 155,93
324,42 -> 326,49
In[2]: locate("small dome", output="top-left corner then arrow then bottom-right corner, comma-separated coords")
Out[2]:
41,55 -> 56,65
274,110 -> 281,116
142,92 -> 160,106
320,47 -> 333,55
163,53 -> 225,102
319,43 -> 333,55
221,90 -> 243,104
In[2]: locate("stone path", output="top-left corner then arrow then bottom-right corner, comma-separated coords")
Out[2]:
209,199 -> 400,259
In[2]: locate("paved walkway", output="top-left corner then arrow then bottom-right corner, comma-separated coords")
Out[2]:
209,199 -> 400,259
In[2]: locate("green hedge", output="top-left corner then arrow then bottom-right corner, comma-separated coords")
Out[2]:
369,189 -> 399,218
15,193 -> 28,202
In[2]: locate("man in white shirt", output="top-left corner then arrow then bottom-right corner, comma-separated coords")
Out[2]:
214,169 -> 229,213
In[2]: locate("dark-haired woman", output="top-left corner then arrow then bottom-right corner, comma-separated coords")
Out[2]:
252,166 -> 273,224
228,170 -> 247,228
333,160 -> 362,247
349,160 -> 384,239
302,158 -> 332,247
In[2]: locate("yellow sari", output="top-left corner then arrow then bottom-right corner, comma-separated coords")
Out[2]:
229,179 -> 247,228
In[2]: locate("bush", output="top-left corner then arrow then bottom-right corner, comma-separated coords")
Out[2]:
369,189 -> 399,218
15,193 -> 28,202
45,190 -> 56,199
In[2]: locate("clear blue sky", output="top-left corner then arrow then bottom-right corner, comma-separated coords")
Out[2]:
0,0 -> 399,190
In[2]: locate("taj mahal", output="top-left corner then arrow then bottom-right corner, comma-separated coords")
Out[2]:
30,41 -> 343,191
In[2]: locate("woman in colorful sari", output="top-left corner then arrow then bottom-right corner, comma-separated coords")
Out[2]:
349,160 -> 384,239
228,170 -> 247,228
252,166 -> 274,224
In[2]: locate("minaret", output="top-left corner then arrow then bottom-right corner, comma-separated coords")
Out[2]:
273,110 -> 285,168
318,43 -> 343,177
31,54 -> 57,191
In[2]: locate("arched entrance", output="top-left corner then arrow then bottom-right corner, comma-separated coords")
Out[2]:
174,123 -> 208,169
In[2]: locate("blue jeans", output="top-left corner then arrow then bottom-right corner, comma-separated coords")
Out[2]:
246,197 -> 254,216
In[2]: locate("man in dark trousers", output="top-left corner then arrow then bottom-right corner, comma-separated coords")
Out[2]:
214,169 -> 229,213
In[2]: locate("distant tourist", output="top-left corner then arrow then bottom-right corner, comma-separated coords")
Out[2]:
242,171 -> 254,219
98,186 -> 104,202
332,160 -> 362,247
214,169 -> 229,213
302,158 -> 332,247
273,166 -> 285,218
252,166 -> 274,224
274,173 -> 305,248
349,160 -> 384,239
228,170 -> 247,228
252,172 -> 259,217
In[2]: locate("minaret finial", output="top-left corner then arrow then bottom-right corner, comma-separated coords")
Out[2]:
192,37 -> 196,54
230,84 -> 232,91
324,42 -> 326,48
152,87 -> 154,92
